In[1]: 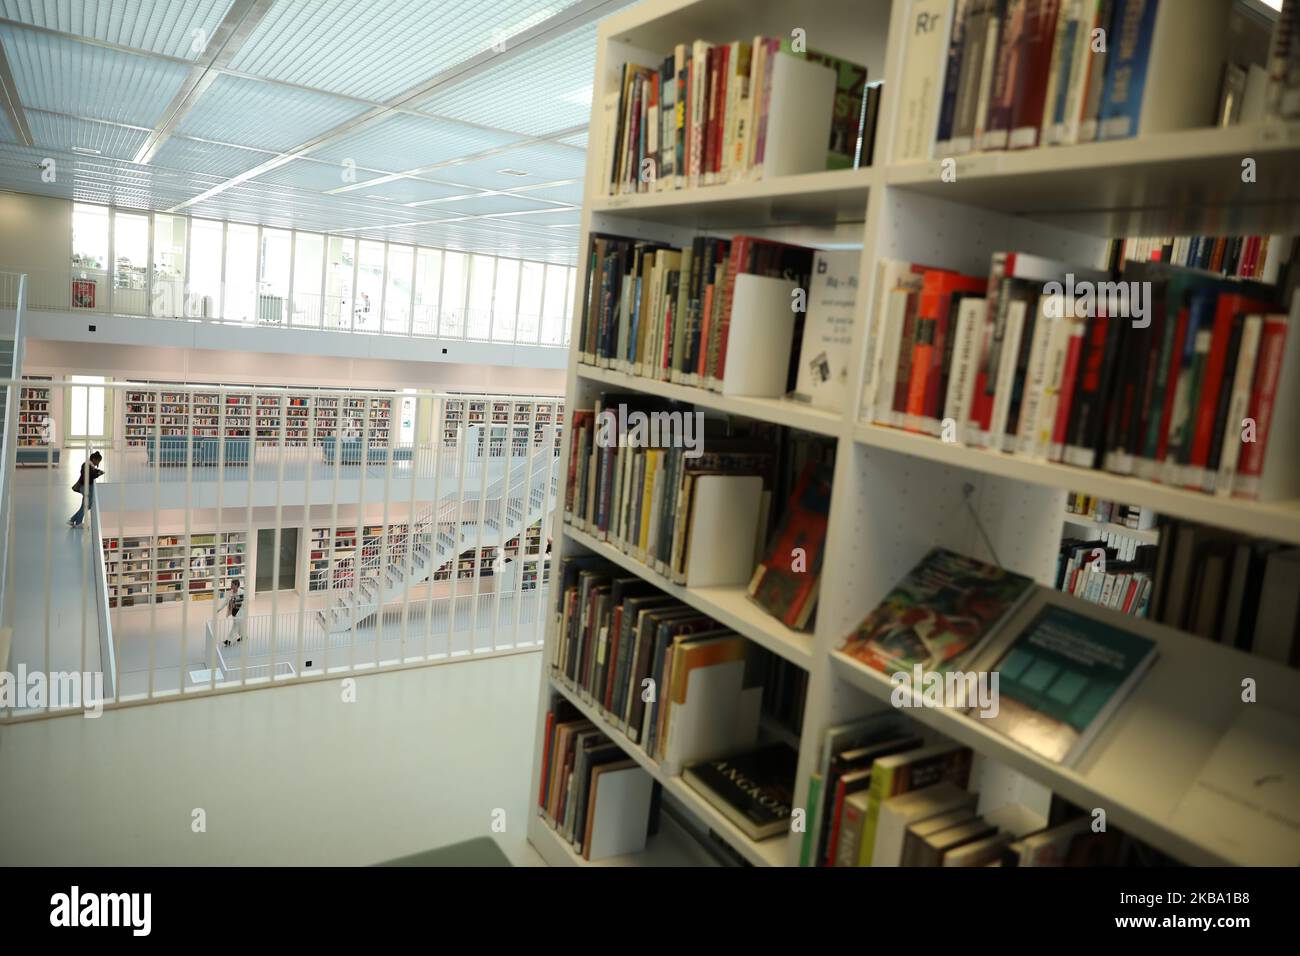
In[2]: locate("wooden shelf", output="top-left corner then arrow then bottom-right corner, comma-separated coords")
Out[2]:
854,422 -> 1300,546
564,524 -> 814,669
592,166 -> 876,229
576,364 -> 842,436
549,674 -> 788,867
886,123 -> 1300,236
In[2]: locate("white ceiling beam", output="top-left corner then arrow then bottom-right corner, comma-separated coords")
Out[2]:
132,0 -> 275,165
0,33 -> 33,146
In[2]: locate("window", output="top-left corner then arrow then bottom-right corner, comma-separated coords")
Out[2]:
440,251 -> 467,338
492,258 -> 520,342
225,223 -> 258,323
384,243 -> 414,334
292,232 -> 324,326
71,203 -> 110,311
152,214 -> 186,318
517,261 -> 544,342
413,248 -> 442,336
113,212 -> 148,315
466,254 -> 495,340
540,264 -> 569,346
258,227 -> 291,324
355,240 -> 385,332
188,218 -> 223,318
324,236 -> 354,329
68,375 -> 108,441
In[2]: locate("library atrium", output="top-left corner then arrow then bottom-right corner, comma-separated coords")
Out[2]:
1,0 -> 1298,896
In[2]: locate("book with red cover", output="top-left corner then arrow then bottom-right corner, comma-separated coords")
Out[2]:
747,460 -> 834,631
1234,313 -> 1290,498
715,236 -> 814,387
1045,314 -> 1085,460
1186,291 -> 1276,487
1008,0 -> 1062,149
907,270 -> 986,430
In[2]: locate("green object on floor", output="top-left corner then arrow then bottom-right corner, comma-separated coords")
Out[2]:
375,837 -> 513,867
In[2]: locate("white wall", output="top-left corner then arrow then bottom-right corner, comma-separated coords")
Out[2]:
23,338 -> 566,393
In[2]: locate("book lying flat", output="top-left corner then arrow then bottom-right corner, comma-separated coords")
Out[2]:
839,547 -> 1035,674
683,743 -> 798,841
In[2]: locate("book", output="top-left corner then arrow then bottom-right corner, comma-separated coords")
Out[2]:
794,249 -> 861,411
683,743 -> 799,841
972,597 -> 1158,765
748,460 -> 834,631
839,547 -> 1035,675
895,0 -> 956,161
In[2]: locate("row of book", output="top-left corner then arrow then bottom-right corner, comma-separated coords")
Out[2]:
1063,492 -> 1155,530
578,232 -> 862,411
899,0 -> 1243,163
1221,1 -> 1300,125
806,712 -> 1154,866
860,252 -> 1299,501
1150,520 -> 1300,667
604,38 -> 877,196
550,554 -> 808,777
1054,535 -> 1156,618
840,547 -> 1158,766
564,398 -> 835,632
538,703 -> 659,861
1115,234 -> 1291,284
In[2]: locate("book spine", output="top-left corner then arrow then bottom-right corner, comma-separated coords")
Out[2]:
1234,315 -> 1288,498
1097,0 -> 1158,141
936,0 -> 974,153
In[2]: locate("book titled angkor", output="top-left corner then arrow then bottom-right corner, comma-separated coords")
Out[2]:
683,743 -> 798,841
839,548 -> 1034,674
747,460 -> 834,631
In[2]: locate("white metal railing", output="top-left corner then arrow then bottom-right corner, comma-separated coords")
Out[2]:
0,379 -> 562,718
0,271 -> 26,633
1,265 -> 568,347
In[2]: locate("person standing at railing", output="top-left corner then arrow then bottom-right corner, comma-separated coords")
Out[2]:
218,578 -> 248,646
67,451 -> 103,528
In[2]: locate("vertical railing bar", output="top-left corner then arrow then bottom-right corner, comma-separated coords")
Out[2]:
240,385 -> 255,688
210,385 -> 226,693
350,392 -> 372,670
422,397 -> 446,661
267,391 -> 287,681
41,382 -> 54,710
469,414 -> 491,652
79,387 -> 92,697
400,396 -> 422,656
112,384 -> 124,703
148,387 -> 160,699
297,392 -> 314,678
179,384 -> 194,697
538,404 -> 560,647
447,419 -> 469,659
375,395 -> 394,669
324,388 -> 343,674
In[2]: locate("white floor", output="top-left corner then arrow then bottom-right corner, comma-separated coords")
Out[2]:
0,651 -> 547,866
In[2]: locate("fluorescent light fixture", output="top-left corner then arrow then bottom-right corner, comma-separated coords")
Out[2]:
70,146 -> 102,155
496,168 -> 532,177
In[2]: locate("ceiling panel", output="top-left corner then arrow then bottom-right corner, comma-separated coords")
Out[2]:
427,141 -> 584,191
309,112 -> 525,172
432,193 -> 566,217
346,177 -> 479,205
27,111 -> 150,161
0,0 -> 237,59
175,73 -> 373,152
511,180 -> 583,205
150,136 -> 276,177
226,0 -> 582,102
0,24 -> 192,126
417,22 -> 596,136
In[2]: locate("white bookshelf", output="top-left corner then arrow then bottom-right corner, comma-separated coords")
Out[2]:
102,530 -> 247,608
17,376 -> 52,447
530,0 -> 1300,869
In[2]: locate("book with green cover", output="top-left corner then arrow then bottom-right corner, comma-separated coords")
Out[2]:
857,743 -> 972,867
779,41 -> 870,169
840,548 -> 1034,675
977,601 -> 1158,766
800,773 -> 822,866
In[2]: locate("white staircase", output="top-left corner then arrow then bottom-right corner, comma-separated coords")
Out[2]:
318,449 -> 559,633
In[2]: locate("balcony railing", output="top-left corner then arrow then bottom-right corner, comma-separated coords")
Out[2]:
0,267 -> 566,347
0,379 -> 564,719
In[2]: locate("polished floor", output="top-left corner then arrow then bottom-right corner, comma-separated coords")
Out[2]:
0,650 -> 547,866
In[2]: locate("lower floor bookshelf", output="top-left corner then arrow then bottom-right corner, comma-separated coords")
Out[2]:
528,802 -> 720,867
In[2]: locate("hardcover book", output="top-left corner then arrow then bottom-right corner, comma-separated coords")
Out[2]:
839,547 -> 1034,674
683,743 -> 799,841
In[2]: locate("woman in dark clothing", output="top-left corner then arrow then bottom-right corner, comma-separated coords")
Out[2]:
68,451 -> 104,528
